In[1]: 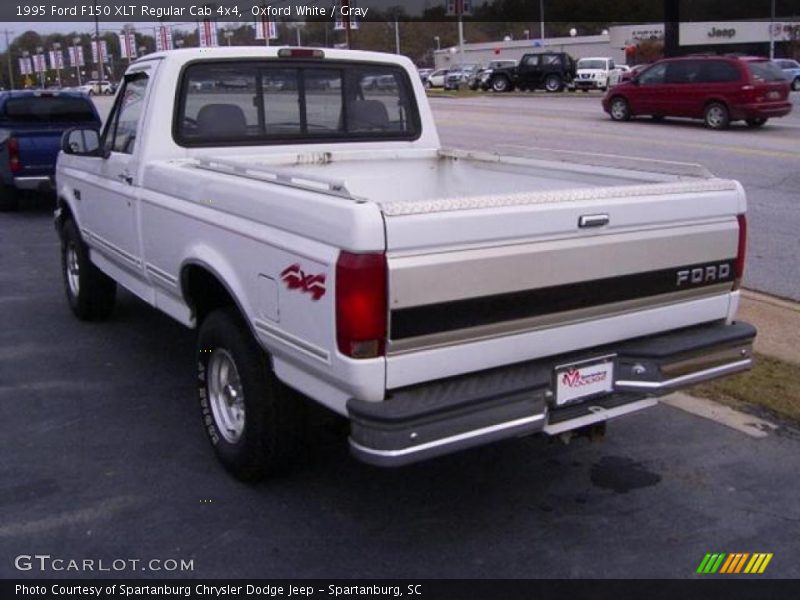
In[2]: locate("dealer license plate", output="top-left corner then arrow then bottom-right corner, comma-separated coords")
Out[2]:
554,357 -> 615,406
767,91 -> 780,99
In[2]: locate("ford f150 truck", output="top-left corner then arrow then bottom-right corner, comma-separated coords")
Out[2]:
55,47 -> 756,480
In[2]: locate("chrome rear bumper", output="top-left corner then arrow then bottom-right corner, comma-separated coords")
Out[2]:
347,321 -> 756,467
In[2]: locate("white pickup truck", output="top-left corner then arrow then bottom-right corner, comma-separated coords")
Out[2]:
56,47 -> 756,480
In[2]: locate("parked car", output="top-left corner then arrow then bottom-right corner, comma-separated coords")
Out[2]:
609,64 -> 632,86
472,60 -> 518,90
56,47 -> 755,480
424,68 -> 448,89
417,68 -> 434,84
773,58 -> 800,91
444,64 -> 481,90
488,52 -> 576,92
603,55 -> 792,129
619,63 -> 650,83
0,90 -> 101,211
574,57 -> 617,92
79,80 -> 115,95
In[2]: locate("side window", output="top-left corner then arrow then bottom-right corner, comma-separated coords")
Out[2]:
638,63 -> 667,85
523,55 -> 540,67
103,73 -> 149,154
541,55 -> 560,66
666,61 -> 701,84
609,60 -> 615,70
700,61 -> 741,83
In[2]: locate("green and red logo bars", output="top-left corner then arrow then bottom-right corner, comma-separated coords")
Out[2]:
696,553 -> 773,574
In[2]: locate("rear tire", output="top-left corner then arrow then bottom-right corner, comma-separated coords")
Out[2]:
609,96 -> 631,121
197,308 -> 305,481
0,185 -> 18,212
793,77 -> 800,91
544,74 -> 562,93
746,117 -> 768,128
704,102 -> 730,130
60,219 -> 116,320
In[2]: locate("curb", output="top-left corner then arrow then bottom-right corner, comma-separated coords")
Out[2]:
742,288 -> 800,313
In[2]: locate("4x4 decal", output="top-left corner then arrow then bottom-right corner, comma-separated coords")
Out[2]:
280,264 -> 326,301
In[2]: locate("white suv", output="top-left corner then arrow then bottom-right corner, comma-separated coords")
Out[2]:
79,80 -> 115,95
574,57 -> 616,91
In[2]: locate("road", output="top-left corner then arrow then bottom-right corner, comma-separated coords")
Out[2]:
431,92 -> 800,301
1,93 -> 798,580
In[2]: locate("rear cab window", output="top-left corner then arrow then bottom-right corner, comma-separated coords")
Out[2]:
3,95 -> 97,123
175,59 -> 421,147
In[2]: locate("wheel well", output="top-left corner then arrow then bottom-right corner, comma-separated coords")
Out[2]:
56,197 -> 75,234
704,99 -> 729,111
181,265 -> 237,326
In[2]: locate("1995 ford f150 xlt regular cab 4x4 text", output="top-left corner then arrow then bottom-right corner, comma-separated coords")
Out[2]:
55,47 -> 756,480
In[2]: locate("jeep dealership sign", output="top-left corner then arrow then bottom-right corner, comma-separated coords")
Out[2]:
680,21 -> 800,46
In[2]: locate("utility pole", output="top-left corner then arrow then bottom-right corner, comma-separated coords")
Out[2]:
769,0 -> 776,60
394,19 -> 400,54
2,29 -> 14,90
95,16 -> 104,91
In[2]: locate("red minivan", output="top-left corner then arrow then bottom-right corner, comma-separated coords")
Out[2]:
602,55 -> 792,129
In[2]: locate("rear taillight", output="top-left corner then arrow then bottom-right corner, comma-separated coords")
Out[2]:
734,214 -> 747,290
336,251 -> 387,359
7,137 -> 20,173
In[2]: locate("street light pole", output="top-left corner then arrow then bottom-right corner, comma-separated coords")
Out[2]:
72,37 -> 81,86
36,46 -> 45,88
769,0 -> 776,60
395,19 -> 400,55
539,0 -> 545,42
52,42 -> 61,87
3,29 -> 13,90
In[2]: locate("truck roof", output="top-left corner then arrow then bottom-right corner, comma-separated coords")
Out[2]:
130,46 -> 416,71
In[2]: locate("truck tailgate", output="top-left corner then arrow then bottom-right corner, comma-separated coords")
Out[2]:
12,128 -> 66,176
380,153 -> 745,389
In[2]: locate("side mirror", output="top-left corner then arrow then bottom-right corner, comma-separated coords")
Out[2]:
61,127 -> 107,158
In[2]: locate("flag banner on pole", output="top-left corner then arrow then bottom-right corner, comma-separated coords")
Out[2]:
446,0 -> 473,16
156,25 -> 173,51
18,57 -> 33,75
118,30 -> 137,59
198,19 -> 218,47
335,0 -> 360,30
33,54 -> 47,73
48,50 -> 65,70
68,45 -> 85,67
254,17 -> 277,40
91,39 -> 109,64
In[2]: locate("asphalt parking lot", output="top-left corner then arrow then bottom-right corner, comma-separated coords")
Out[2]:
1,93 -> 799,579
430,90 -> 800,302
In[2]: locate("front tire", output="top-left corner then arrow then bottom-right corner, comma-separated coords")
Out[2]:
609,96 -> 631,121
793,77 -> 800,92
197,308 -> 305,481
491,75 -> 511,92
60,219 -> 116,320
704,102 -> 730,130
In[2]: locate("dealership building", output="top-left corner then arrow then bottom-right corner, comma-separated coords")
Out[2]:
433,21 -> 799,69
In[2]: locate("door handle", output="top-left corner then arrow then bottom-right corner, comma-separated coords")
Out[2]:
117,173 -> 133,185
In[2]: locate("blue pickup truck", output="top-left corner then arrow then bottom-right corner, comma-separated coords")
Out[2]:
0,90 -> 101,211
